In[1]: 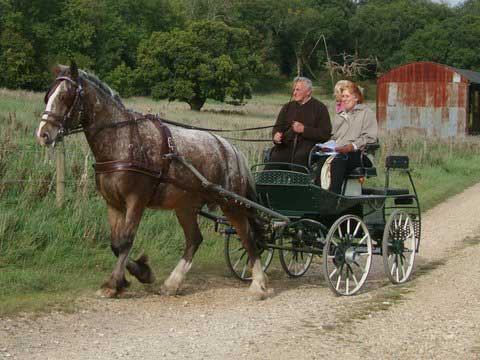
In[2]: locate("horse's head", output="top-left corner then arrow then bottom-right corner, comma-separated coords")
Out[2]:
36,63 -> 85,146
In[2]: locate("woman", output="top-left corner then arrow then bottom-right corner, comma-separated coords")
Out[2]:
320,82 -> 377,193
333,80 -> 353,113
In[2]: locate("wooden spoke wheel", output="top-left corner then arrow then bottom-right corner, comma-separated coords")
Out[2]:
278,227 -> 322,278
224,233 -> 274,282
382,210 -> 416,284
323,215 -> 372,296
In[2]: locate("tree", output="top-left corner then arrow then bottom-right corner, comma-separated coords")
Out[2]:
136,20 -> 263,110
350,0 -> 453,72
392,14 -> 480,71
0,5 -> 45,89
230,0 -> 355,78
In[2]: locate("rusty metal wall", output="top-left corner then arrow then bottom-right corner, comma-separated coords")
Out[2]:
377,62 -> 469,137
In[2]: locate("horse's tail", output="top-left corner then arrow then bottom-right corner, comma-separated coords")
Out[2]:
245,171 -> 268,247
230,142 -> 267,248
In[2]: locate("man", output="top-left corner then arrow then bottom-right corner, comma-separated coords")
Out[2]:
269,77 -> 332,168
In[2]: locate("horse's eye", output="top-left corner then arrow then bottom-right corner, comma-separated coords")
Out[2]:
59,94 -> 66,101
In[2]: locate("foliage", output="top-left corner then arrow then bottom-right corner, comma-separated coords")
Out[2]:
0,0 -> 179,91
136,20 -> 263,110
392,14 -> 480,71
103,63 -> 137,97
350,0 -> 454,72
1,0 -> 480,98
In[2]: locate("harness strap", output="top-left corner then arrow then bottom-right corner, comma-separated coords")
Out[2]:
94,160 -> 162,178
148,114 -> 177,178
94,115 -> 178,182
40,112 -> 64,128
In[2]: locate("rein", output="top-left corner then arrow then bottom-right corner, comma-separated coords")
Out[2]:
67,116 -> 273,142
43,75 -> 273,142
158,118 -> 273,133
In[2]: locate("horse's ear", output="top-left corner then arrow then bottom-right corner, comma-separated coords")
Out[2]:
52,65 -> 61,77
70,61 -> 79,81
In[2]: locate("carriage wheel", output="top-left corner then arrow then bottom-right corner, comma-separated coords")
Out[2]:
322,215 -> 372,296
382,210 -> 416,284
224,233 -> 274,282
278,229 -> 319,277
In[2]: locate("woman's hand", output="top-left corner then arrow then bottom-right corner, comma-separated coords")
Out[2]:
335,143 -> 354,153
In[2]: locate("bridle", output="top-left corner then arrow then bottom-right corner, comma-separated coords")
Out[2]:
42,76 -> 85,143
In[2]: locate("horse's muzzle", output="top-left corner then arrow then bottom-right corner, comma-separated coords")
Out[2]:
36,126 -> 54,146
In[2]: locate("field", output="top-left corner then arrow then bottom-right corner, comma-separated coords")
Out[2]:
1,87 -> 480,315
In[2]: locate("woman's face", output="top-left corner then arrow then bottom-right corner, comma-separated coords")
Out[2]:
341,90 -> 358,112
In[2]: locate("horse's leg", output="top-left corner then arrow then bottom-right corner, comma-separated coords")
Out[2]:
222,208 -> 269,300
161,208 -> 203,295
100,203 -> 146,298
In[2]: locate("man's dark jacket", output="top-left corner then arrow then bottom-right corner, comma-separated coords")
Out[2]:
270,98 -> 332,167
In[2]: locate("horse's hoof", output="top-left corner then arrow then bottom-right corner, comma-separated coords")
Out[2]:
249,283 -> 273,301
138,271 -> 156,284
96,287 -> 118,298
127,254 -> 156,284
160,284 -> 179,296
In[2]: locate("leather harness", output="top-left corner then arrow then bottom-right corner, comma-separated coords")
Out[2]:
93,114 -> 177,181
43,76 -> 178,182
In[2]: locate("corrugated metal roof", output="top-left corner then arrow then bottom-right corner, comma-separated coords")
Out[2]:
378,62 -> 480,85
450,67 -> 480,84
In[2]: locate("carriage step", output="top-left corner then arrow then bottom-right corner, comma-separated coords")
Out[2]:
362,187 -> 409,196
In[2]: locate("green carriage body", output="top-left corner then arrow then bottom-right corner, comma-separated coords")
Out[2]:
222,157 -> 421,295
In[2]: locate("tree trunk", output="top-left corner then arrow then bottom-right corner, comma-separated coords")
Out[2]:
189,96 -> 206,111
295,50 -> 303,77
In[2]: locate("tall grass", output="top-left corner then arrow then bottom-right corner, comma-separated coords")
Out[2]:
1,87 -> 480,315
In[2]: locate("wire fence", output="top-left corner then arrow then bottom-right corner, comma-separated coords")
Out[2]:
0,143 -> 96,205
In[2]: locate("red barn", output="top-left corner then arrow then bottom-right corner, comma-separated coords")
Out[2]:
377,61 -> 480,137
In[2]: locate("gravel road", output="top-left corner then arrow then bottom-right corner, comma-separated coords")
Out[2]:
1,183 -> 480,359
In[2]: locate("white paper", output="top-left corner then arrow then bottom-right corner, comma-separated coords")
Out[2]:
315,140 -> 338,156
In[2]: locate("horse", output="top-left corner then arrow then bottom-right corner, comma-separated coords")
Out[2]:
35,63 -> 269,299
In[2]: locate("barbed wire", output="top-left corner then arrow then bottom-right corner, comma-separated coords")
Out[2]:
1,147 -> 93,185
0,179 -> 84,184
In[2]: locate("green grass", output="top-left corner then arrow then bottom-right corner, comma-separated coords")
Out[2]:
1,87 -> 480,315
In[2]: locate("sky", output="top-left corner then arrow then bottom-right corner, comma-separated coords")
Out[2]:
432,0 -> 464,6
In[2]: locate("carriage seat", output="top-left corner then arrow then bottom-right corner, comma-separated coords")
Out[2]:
346,166 -> 377,178
345,142 -> 380,179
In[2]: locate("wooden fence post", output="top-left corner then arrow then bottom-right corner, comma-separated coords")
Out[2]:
55,142 -> 65,207
422,138 -> 428,162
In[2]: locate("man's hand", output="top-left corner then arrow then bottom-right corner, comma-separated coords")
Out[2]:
292,121 -> 304,134
335,143 -> 355,153
273,132 -> 283,144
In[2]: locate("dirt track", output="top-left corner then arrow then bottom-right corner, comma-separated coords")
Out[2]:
1,183 -> 480,359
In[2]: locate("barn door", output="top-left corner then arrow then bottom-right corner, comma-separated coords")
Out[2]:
468,85 -> 480,134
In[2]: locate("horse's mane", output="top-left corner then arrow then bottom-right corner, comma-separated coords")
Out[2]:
78,69 -> 125,109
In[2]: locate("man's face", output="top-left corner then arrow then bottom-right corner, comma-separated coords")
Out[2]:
292,81 -> 311,103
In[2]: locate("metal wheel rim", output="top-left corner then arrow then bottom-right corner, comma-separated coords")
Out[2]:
322,215 -> 372,296
382,210 -> 416,284
278,236 -> 313,278
224,233 -> 274,282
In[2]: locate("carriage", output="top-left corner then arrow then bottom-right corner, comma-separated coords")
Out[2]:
205,145 -> 421,296
37,64 -> 420,298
